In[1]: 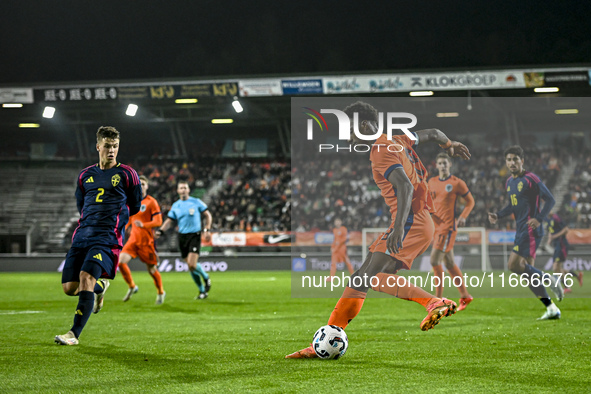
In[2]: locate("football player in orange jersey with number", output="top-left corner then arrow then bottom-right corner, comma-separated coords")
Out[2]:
327,217 -> 355,281
119,175 -> 166,304
428,153 -> 475,311
287,101 -> 471,358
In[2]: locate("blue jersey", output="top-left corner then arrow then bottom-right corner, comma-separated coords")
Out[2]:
168,197 -> 208,234
497,171 -> 555,238
72,163 -> 142,248
547,213 -> 569,247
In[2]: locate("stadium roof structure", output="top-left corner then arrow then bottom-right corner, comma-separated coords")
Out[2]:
1,65 -> 591,157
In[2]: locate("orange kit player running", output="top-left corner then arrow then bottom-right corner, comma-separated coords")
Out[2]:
327,218 -> 354,281
428,153 -> 475,311
287,101 -> 471,358
119,175 -> 166,304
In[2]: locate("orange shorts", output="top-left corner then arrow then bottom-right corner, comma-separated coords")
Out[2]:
433,229 -> 457,253
331,248 -> 348,263
369,209 -> 434,270
121,242 -> 158,265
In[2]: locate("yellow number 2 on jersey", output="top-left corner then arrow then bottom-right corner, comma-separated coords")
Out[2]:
96,188 -> 105,202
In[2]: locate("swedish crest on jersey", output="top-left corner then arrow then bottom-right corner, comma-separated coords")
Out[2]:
518,181 -> 523,192
111,174 -> 121,187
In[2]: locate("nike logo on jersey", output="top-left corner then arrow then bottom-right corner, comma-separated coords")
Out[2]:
85,177 -> 94,183
93,253 -> 103,261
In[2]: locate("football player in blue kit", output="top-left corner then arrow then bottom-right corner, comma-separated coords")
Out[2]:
488,146 -> 563,320
546,212 -> 583,293
55,126 -> 142,345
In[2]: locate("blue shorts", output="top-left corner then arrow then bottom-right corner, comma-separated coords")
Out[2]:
62,245 -> 120,283
512,229 -> 542,259
553,240 -> 569,262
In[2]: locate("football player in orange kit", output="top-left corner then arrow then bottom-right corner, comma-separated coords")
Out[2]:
327,217 -> 355,281
119,175 -> 166,304
287,101 -> 471,358
428,153 -> 475,311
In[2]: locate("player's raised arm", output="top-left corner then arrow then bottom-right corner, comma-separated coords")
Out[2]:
414,129 -> 471,160
386,167 -> 413,255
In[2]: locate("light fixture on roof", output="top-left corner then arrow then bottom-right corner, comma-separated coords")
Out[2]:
211,119 -> 234,124
554,109 -> 578,115
232,96 -> 243,113
19,123 -> 40,128
409,91 -> 434,97
534,87 -> 559,93
43,106 -> 55,119
2,103 -> 23,108
125,104 -> 138,116
436,112 -> 459,118
175,98 -> 198,104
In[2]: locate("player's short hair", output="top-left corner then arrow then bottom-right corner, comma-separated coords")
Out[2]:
343,101 -> 379,123
436,152 -> 451,163
96,126 -> 120,142
504,145 -> 524,159
139,175 -> 149,183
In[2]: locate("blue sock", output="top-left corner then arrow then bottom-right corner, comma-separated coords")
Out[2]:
71,291 -> 94,338
190,270 -> 205,292
523,264 -> 551,304
193,263 -> 209,280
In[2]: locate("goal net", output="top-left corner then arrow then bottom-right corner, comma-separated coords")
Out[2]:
361,226 -> 491,271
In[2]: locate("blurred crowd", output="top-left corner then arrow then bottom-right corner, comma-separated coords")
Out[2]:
136,159 -> 290,232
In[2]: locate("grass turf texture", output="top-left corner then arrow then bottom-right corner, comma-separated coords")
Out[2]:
0,271 -> 589,393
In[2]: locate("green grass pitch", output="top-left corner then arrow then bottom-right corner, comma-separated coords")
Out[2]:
0,271 -> 590,393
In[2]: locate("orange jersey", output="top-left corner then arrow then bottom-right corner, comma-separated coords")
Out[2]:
332,226 -> 348,253
126,195 -> 162,245
428,175 -> 473,232
370,134 -> 434,220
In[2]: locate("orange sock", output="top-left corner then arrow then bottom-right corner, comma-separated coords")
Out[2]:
447,264 -> 469,298
432,264 -> 444,298
327,287 -> 367,329
329,262 -> 337,277
149,269 -> 164,294
119,263 -> 135,288
371,273 -> 437,308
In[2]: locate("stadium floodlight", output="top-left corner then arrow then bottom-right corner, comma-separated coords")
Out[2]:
211,119 -> 234,124
534,87 -> 559,93
2,103 -> 23,108
19,123 -> 40,128
42,106 -> 56,119
125,104 -> 138,116
175,98 -> 198,104
436,112 -> 459,118
554,109 -> 578,115
232,97 -> 244,113
409,91 -> 434,96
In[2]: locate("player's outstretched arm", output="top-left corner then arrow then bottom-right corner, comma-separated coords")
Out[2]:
386,168 -> 414,255
155,217 -> 175,239
415,129 -> 471,160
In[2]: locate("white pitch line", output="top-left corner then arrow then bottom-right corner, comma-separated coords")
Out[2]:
0,311 -> 46,315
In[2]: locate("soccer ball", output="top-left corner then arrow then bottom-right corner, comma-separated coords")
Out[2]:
312,325 -> 348,359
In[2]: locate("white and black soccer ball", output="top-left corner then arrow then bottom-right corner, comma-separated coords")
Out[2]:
312,325 -> 348,360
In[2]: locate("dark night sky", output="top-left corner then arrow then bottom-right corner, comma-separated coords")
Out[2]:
2,1 -> 591,85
